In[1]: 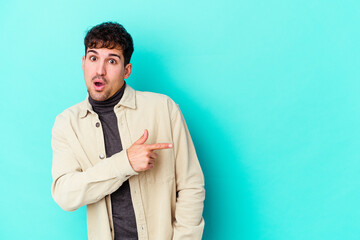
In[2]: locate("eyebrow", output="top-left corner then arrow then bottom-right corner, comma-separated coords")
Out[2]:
109,53 -> 122,60
86,50 -> 121,60
87,50 -> 98,55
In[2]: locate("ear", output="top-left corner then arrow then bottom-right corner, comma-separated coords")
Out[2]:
82,56 -> 85,72
124,63 -> 133,79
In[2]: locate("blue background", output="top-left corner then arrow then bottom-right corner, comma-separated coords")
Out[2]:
1,0 -> 360,239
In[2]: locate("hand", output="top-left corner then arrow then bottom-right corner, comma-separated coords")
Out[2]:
127,129 -> 173,172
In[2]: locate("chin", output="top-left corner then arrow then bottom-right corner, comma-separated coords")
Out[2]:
89,91 -> 109,101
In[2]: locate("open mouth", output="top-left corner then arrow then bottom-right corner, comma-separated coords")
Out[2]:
93,80 -> 105,91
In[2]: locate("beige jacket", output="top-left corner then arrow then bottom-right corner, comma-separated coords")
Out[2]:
51,85 -> 205,240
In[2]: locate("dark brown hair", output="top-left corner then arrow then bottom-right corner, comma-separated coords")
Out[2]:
84,22 -> 134,66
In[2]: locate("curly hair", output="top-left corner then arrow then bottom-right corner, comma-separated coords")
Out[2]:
84,22 -> 134,66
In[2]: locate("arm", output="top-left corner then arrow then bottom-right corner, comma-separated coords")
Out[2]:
171,105 -> 205,239
51,115 -> 137,211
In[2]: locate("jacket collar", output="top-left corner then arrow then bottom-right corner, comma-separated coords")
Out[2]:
79,84 -> 136,118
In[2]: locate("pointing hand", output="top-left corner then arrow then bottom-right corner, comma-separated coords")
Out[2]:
126,129 -> 173,172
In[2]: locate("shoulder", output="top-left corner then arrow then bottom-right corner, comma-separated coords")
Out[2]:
53,100 -> 87,128
134,90 -> 180,114
135,90 -> 173,104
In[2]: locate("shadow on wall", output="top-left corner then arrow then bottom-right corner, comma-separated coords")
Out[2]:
130,50 -> 260,239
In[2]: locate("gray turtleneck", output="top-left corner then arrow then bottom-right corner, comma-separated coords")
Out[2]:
89,83 -> 138,240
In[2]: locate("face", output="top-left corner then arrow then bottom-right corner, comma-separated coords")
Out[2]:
82,47 -> 132,101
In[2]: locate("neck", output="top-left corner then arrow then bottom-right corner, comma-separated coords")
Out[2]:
89,82 -> 126,114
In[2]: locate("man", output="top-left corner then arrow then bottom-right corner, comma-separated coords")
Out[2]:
51,22 -> 205,240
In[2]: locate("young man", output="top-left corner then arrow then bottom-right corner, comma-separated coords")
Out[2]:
51,22 -> 205,240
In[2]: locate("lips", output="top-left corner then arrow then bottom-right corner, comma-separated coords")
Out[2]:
93,79 -> 105,91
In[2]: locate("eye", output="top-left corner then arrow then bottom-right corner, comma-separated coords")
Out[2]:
109,59 -> 117,64
89,56 -> 97,61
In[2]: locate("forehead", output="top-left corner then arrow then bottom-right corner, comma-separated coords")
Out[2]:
86,47 -> 124,57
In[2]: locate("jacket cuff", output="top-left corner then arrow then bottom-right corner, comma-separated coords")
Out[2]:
109,149 -> 138,178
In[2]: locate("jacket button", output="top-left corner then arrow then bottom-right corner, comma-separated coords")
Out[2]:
95,122 -> 100,127
99,154 -> 105,159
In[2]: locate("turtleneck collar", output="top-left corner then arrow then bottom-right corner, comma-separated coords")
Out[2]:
89,82 -> 126,114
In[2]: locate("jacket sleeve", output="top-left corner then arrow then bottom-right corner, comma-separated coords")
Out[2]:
171,104 -> 205,240
51,114 -> 138,211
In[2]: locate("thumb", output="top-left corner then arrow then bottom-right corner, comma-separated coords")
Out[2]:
134,129 -> 148,145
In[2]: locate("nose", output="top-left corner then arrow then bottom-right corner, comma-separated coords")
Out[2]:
96,60 -> 106,76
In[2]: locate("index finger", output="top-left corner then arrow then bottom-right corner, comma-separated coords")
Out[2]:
146,143 -> 173,150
